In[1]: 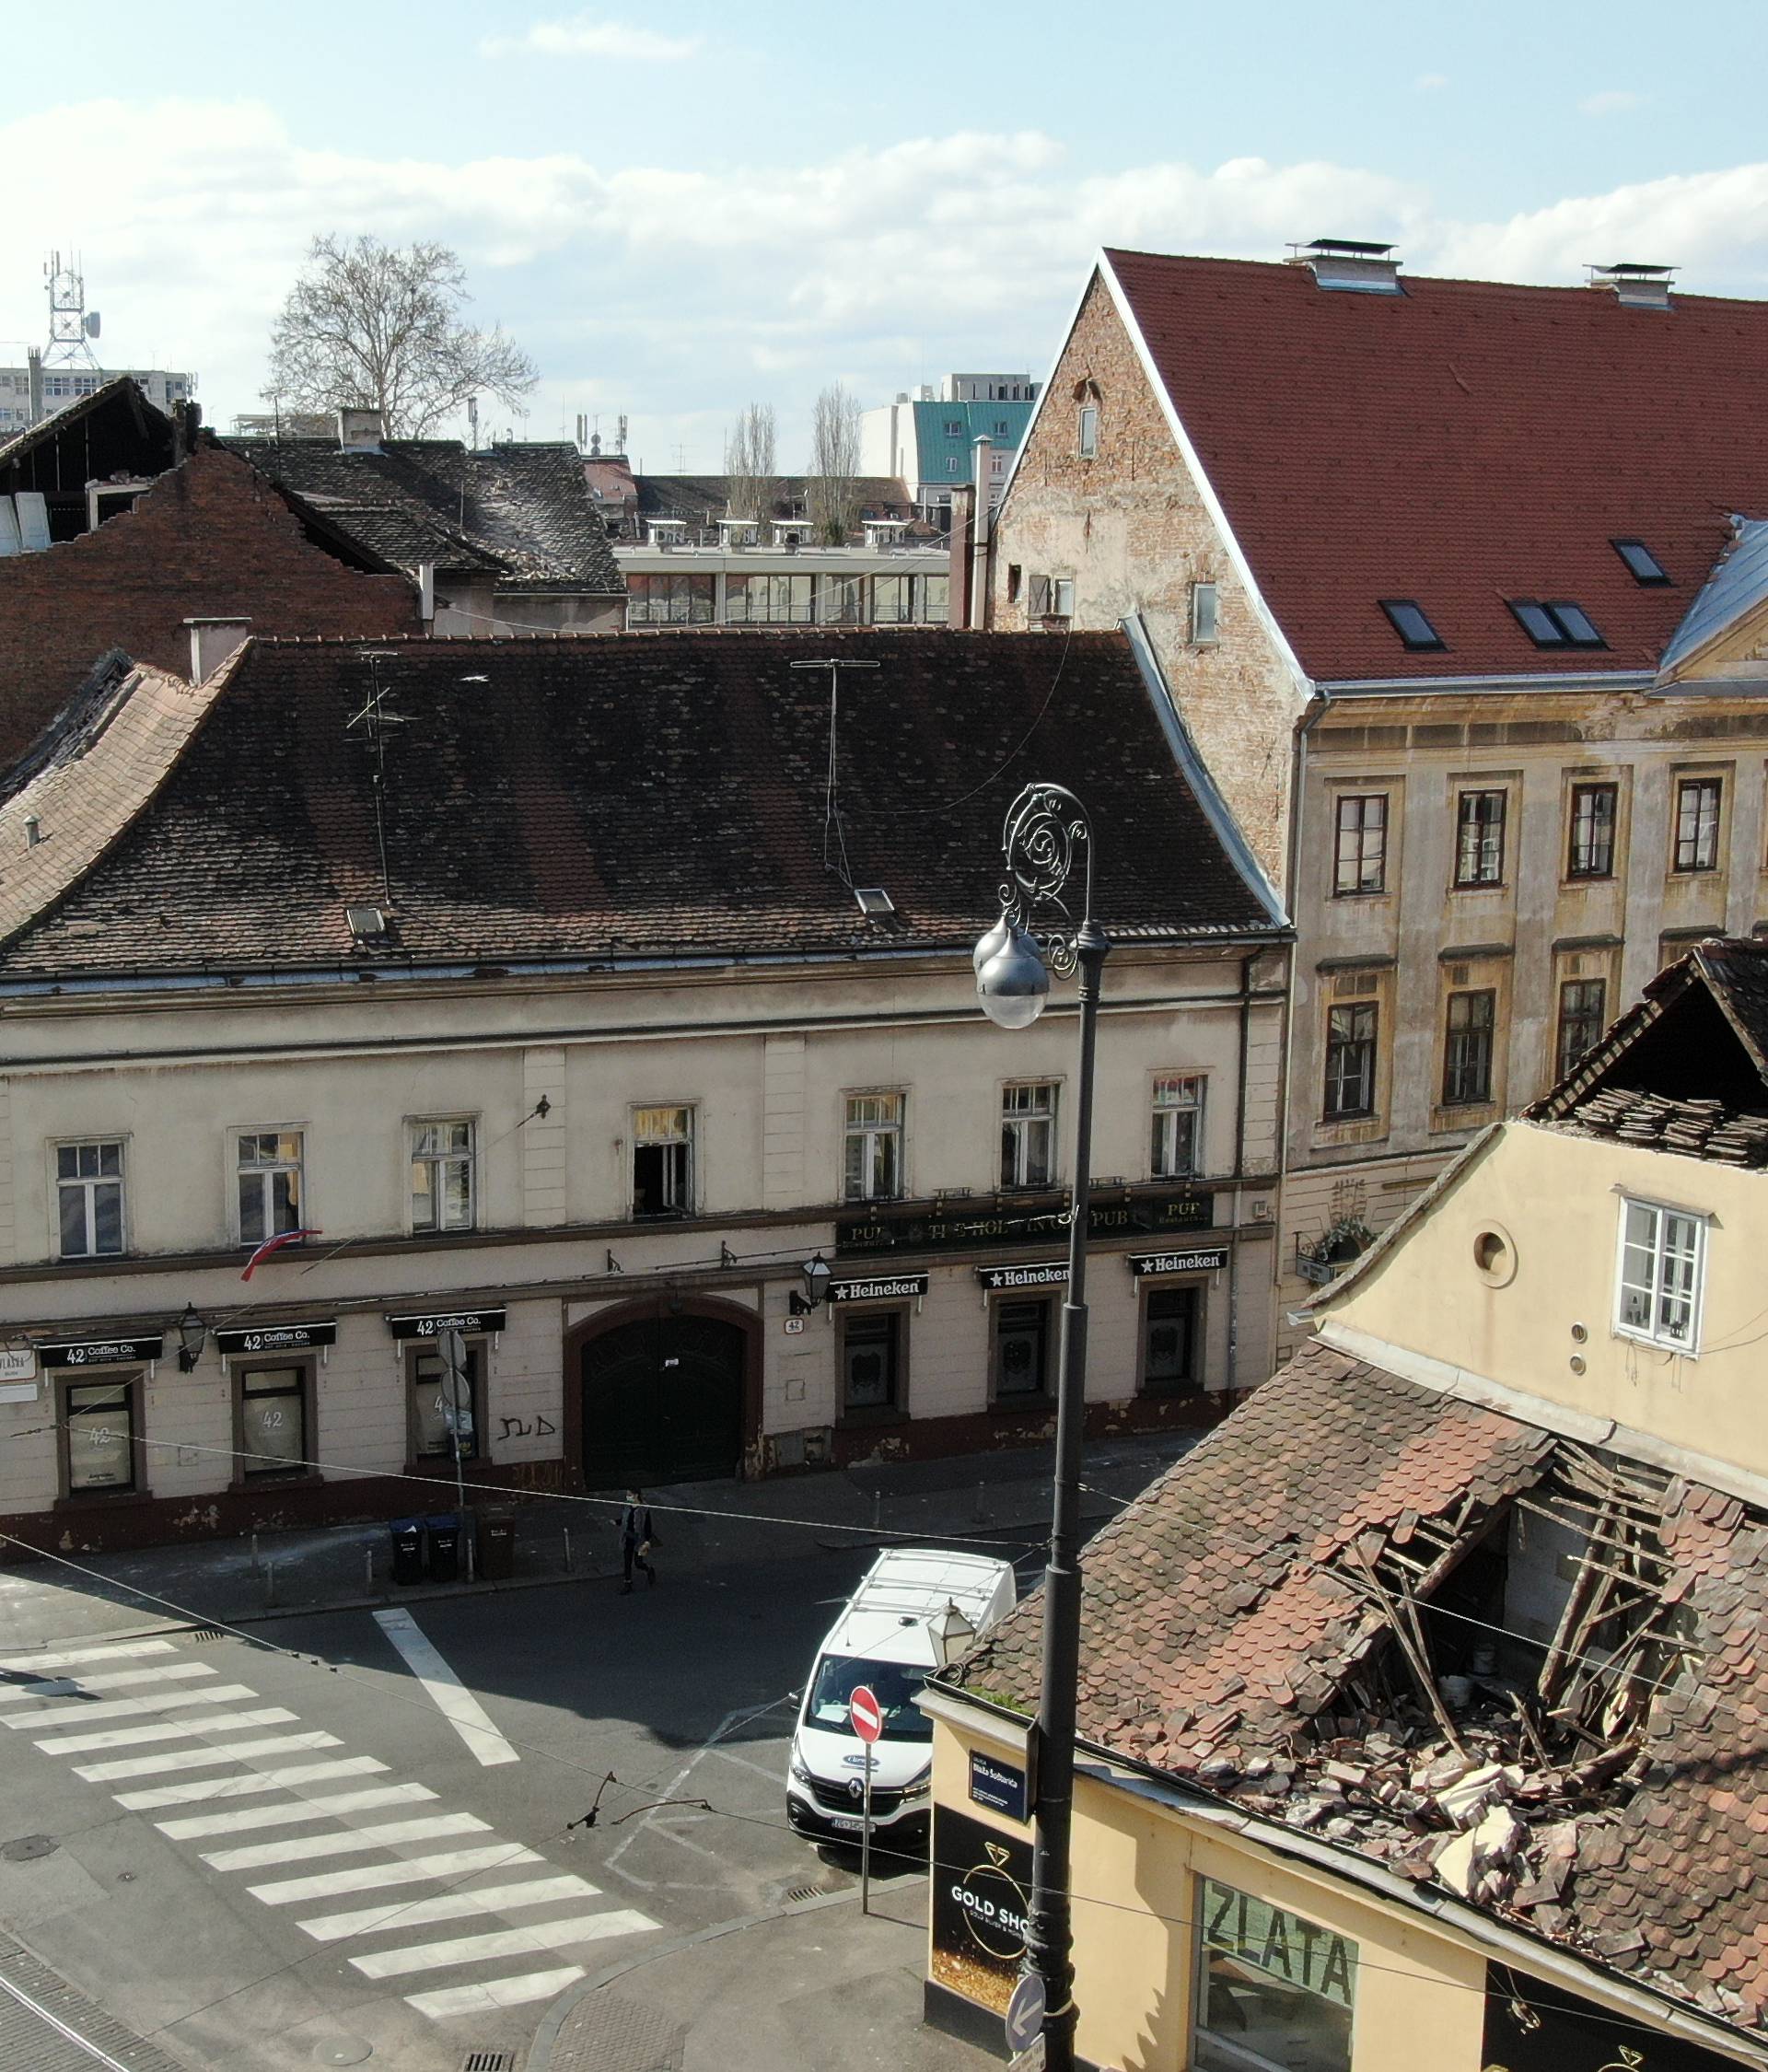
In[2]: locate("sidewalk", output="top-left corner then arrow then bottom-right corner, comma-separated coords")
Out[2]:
0,1429 -> 1196,1642
529,1882 -> 999,2072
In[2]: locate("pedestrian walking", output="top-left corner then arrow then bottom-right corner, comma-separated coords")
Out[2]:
617,1488 -> 657,1592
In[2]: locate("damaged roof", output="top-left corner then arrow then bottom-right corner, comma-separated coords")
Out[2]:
0,376 -> 176,495
227,437 -> 623,596
942,1339 -> 1768,2042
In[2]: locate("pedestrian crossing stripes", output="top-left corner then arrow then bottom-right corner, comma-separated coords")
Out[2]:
10,1629 -> 663,2029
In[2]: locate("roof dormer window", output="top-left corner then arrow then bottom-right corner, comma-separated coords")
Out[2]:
1509,599 -> 1605,649
1611,538 -> 1670,585
1379,599 -> 1444,650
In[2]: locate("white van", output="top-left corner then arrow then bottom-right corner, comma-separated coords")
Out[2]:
786,1545 -> 1017,1847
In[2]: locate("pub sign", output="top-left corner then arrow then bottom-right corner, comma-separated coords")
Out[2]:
837,1187 -> 1215,1259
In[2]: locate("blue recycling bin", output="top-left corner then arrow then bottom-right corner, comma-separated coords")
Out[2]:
425,1512 -> 463,1584
390,1517 -> 427,1586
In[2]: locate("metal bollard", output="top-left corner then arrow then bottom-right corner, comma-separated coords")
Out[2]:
264,1559 -> 276,1607
563,1527 -> 572,1573
250,1531 -> 260,1573
872,1490 -> 881,1531
973,1481 -> 987,1523
365,1546 -> 374,1594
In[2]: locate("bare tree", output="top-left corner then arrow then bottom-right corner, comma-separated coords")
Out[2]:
266,235 -> 537,439
724,402 -> 778,531
807,382 -> 862,543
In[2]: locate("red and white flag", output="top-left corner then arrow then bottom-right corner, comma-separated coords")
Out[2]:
240,1228 -> 321,1281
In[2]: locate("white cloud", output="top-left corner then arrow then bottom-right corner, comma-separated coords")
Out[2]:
1413,73 -> 1448,91
479,15 -> 699,60
1578,88 -> 1646,116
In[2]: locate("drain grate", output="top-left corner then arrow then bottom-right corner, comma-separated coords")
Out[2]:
185,1626 -> 229,1643
783,1883 -> 822,1905
461,2053 -> 514,2072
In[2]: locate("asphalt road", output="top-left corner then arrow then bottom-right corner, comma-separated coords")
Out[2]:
0,1543 -> 948,2072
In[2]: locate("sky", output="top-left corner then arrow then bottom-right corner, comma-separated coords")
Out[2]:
5,0 -> 1766,470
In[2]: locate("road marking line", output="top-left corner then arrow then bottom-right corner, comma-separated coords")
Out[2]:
202,1812 -> 489,1872
38,1707 -> 298,1754
369,1608 -> 518,1767
403,1966 -> 587,2020
248,1843 -> 541,1906
0,1639 -> 176,1673
354,1908 -> 657,1980
7,1682 -> 258,1729
74,1730 -> 337,1781
115,1757 -> 388,1810
157,1784 -> 435,1838
296,1874 -> 602,1943
0,1663 -> 217,1702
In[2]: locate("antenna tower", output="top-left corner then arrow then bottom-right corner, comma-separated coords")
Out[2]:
345,654 -> 413,905
43,251 -> 100,369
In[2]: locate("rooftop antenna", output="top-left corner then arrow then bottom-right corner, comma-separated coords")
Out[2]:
345,653 -> 413,905
672,442 -> 688,471
791,658 -> 881,889
43,250 -> 101,370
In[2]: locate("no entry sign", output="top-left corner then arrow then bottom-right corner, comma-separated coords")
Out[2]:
850,1684 -> 883,1744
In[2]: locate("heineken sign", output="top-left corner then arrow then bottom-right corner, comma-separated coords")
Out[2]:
1129,1247 -> 1231,1276
386,1309 -> 506,1340
836,1188 -> 1214,1260
975,1262 -> 1067,1292
39,1334 -> 164,1368
827,1275 -> 928,1304
215,1321 -> 337,1355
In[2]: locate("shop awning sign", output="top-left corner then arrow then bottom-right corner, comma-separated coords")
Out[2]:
1128,1246 -> 1231,1276
386,1309 -> 506,1340
38,1334 -> 164,1368
827,1275 -> 928,1304
215,1321 -> 338,1356
974,1262 -> 1067,1292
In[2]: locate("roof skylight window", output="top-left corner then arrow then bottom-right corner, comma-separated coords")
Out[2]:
1611,537 -> 1670,585
1378,599 -> 1445,650
1508,599 -> 1606,649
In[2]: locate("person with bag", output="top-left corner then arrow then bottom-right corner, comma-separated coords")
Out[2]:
617,1488 -> 658,1592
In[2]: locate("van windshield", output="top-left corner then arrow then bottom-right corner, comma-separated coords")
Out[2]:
806,1654 -> 933,1742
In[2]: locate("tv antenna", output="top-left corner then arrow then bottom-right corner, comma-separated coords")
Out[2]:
791,658 -> 880,888
43,250 -> 100,369
345,653 -> 413,904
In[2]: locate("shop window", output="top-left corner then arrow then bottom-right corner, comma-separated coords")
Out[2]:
1556,977 -> 1606,1078
633,1106 -> 693,1217
1454,788 -> 1506,887
237,1365 -> 308,1476
409,1342 -> 483,1459
1000,1082 -> 1058,1189
64,1378 -> 138,1495
237,1130 -> 304,1248
1332,794 -> 1387,895
1616,1198 -> 1705,1353
411,1119 -> 475,1233
843,1092 -> 903,1203
994,1299 -> 1051,1400
1566,782 -> 1617,879
1142,1286 -> 1201,1393
841,1309 -> 902,1414
1322,1003 -> 1378,1121
1149,1076 -> 1204,1179
56,1139 -> 124,1259
1441,989 -> 1496,1106
1194,1876 -> 1355,2072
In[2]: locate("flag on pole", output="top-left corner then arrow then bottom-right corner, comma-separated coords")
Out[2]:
240,1228 -> 321,1280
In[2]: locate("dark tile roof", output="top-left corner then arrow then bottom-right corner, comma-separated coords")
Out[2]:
0,628 -> 1284,980
943,1340 -> 1768,2042
1101,249 -> 1768,682
227,437 -> 622,595
1554,1088 -> 1768,1168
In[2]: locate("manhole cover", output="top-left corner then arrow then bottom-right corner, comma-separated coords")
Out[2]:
2,1834 -> 57,1862
311,2042 -> 373,2066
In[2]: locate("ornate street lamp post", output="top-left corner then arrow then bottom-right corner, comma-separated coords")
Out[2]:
974,782 -> 1109,2072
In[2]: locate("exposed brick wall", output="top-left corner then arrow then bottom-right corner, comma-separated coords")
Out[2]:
0,445 -> 420,765
989,271 -> 1306,889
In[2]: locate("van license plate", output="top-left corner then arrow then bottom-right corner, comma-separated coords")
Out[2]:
830,1817 -> 861,1832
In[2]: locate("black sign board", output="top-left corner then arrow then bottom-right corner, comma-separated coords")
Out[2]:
930,1805 -> 1034,2018
215,1321 -> 338,1356
386,1308 -> 506,1340
836,1187 -> 1215,1259
38,1335 -> 163,1368
1128,1245 -> 1231,1275
1482,1963 -> 1736,2072
827,1274 -> 929,1304
975,1262 -> 1067,1292
968,1752 -> 1029,1822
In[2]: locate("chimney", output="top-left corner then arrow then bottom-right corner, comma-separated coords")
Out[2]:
184,616 -> 250,682
1287,238 -> 1403,295
26,348 -> 42,426
1588,262 -> 1675,311
948,483 -> 976,627
338,406 -> 385,452
416,563 -> 436,623
969,436 -> 994,630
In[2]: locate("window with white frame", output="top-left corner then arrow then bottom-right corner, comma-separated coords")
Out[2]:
843,1093 -> 903,1203
633,1106 -> 693,1216
1190,581 -> 1220,646
1149,1076 -> 1204,1179
1051,577 -> 1076,618
1077,404 -> 1098,458
411,1120 -> 475,1233
236,1131 -> 304,1248
56,1140 -> 124,1259
1616,1198 -> 1706,1352
1000,1082 -> 1058,1189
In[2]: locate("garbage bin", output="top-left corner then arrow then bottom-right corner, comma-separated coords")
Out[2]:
478,1507 -> 516,1581
425,1512 -> 462,1584
390,1517 -> 427,1587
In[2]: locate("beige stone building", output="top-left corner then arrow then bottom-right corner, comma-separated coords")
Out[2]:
0,626 -> 1287,1552
922,938 -> 1768,2072
985,243 -> 1768,1364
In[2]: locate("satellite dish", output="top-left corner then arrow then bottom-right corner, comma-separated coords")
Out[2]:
83,312 -> 100,338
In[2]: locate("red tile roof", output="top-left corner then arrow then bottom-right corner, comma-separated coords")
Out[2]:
1103,250 -> 1768,684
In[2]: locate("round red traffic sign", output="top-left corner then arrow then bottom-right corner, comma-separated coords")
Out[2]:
849,1684 -> 883,1744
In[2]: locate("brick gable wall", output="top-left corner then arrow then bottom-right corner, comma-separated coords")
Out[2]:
0,445 -> 419,766
988,272 -> 1306,889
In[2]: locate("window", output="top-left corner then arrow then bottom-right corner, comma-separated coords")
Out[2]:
994,1299 -> 1051,1399
1077,405 -> 1098,457
1323,1003 -> 1378,1120
411,1120 -> 474,1233
919,574 -> 950,622
1000,1083 -> 1058,1189
237,1131 -> 304,1248
633,1106 -> 693,1216
1150,1076 -> 1204,1179
1441,990 -> 1496,1106
1567,782 -> 1618,879
1616,1198 -> 1705,1352
1556,977 -> 1607,1078
1454,788 -> 1506,887
1028,574 -> 1051,617
994,418 -> 1009,437
1508,599 -> 1605,647
841,1310 -> 901,1414
625,572 -> 715,626
410,1343 -> 483,1459
64,1379 -> 138,1495
818,573 -> 864,624
946,458 -> 961,476
871,574 -> 911,624
1190,581 -> 1219,646
56,1141 -> 124,1259
724,573 -> 811,623
1332,794 -> 1388,895
1611,537 -> 1669,584
1674,777 -> 1722,872
1143,1286 -> 1201,1393
237,1365 -> 307,1476
944,418 -> 963,437
1194,1876 -> 1355,2072
1379,598 -> 1444,649
844,1093 -> 903,1203
1051,577 -> 1076,618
